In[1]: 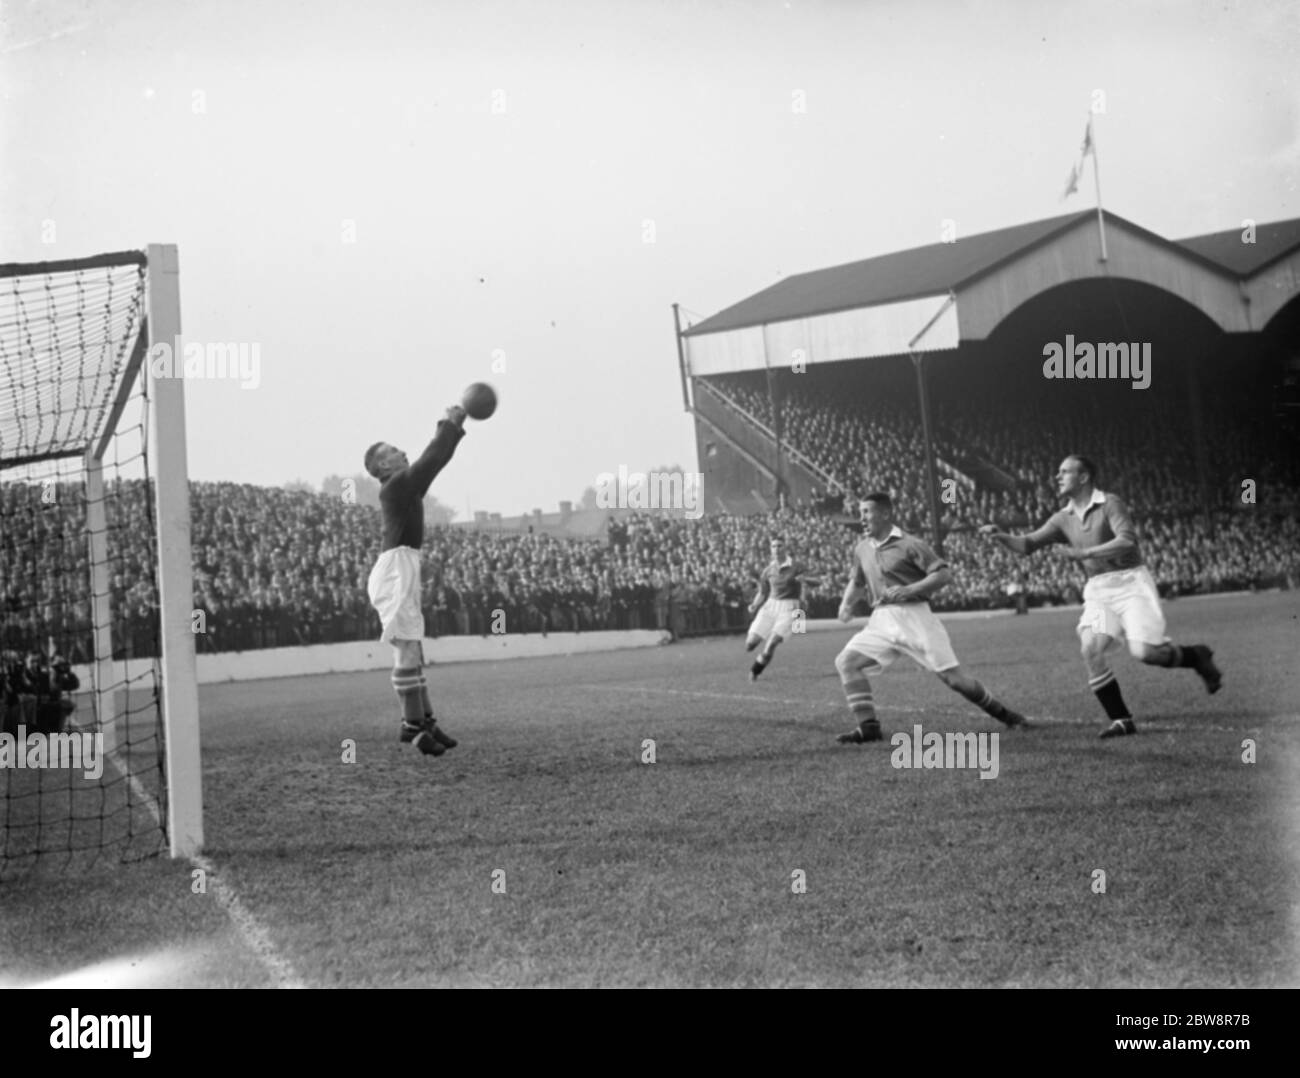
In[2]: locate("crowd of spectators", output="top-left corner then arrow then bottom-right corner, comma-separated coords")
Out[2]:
2,366 -> 1298,659
1,648 -> 79,735
710,367 -> 1300,532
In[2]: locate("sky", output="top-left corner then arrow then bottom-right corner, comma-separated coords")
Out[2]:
3,0 -> 1297,518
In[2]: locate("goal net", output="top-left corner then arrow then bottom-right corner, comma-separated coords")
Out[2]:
0,246 -> 201,877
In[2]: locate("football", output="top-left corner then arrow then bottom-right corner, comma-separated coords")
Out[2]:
461,382 -> 498,420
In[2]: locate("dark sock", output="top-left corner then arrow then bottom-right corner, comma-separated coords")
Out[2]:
1171,644 -> 1201,668
1089,671 -> 1131,720
962,681 -> 1011,720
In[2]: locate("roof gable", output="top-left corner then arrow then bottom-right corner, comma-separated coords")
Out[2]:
1176,218 -> 1300,276
685,211 -> 1095,336
684,209 -> 1247,337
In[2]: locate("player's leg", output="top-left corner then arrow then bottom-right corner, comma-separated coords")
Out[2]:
934,665 -> 1027,727
834,626 -> 896,743
751,634 -> 783,681
415,640 -> 458,749
746,604 -> 775,679
896,608 -> 1027,726
1120,572 -> 1221,693
1079,622 -> 1136,738
751,604 -> 795,681
391,638 -> 445,756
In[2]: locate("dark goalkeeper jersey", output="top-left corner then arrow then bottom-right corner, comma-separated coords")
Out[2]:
378,419 -> 465,552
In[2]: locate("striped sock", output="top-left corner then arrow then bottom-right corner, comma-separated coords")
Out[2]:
391,666 -> 424,722
419,677 -> 433,719
1089,669 -> 1131,720
842,675 -> 878,731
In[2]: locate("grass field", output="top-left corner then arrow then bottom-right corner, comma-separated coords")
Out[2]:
2,591 -> 1298,988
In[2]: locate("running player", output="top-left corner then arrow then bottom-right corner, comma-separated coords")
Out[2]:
364,404 -> 467,755
746,537 -> 819,680
980,454 -> 1221,738
835,493 -> 1027,743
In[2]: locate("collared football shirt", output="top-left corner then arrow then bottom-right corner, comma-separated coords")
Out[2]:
851,526 -> 946,605
1026,489 -> 1143,577
758,558 -> 806,601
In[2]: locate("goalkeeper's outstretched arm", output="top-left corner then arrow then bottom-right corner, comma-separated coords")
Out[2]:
410,405 -> 468,496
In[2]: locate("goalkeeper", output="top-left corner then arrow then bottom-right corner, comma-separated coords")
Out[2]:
363,404 -> 467,756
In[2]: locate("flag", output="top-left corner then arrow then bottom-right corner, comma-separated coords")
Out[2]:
1062,163 -> 1080,201
1061,118 -> 1093,200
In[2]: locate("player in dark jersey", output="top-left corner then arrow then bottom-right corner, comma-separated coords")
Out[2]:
981,454 -> 1221,738
364,405 -> 467,755
746,538 -> 820,680
835,493 -> 1027,743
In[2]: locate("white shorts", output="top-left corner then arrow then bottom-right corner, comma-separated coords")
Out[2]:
367,546 -> 425,643
841,603 -> 959,673
748,598 -> 801,639
1077,566 -> 1168,647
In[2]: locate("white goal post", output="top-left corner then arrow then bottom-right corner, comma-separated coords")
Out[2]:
0,243 -> 203,864
145,244 -> 203,858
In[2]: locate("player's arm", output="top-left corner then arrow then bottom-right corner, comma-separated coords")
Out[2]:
409,406 -> 468,496
979,519 -> 1063,556
748,572 -> 770,613
881,542 -> 950,603
884,566 -> 952,603
838,562 -> 867,621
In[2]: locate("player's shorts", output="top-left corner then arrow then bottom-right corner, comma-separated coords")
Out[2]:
367,546 -> 424,643
748,597 -> 801,639
840,603 -> 959,673
1077,566 -> 1168,647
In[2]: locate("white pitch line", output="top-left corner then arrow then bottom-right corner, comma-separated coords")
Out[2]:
99,741 -> 304,989
189,853 -> 305,989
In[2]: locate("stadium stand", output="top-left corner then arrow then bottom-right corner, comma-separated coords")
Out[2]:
2,463 -> 1296,657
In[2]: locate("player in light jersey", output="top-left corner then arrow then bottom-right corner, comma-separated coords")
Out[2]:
746,538 -> 820,681
364,404 -> 467,756
835,493 -> 1027,744
981,454 -> 1221,738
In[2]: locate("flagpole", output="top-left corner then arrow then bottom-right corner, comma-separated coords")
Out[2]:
1090,115 -> 1108,262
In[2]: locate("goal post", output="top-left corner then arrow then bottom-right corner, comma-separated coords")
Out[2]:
145,243 -> 203,858
0,244 -> 202,873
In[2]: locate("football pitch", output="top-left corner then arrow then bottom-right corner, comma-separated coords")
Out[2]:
2,591 -> 1297,988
